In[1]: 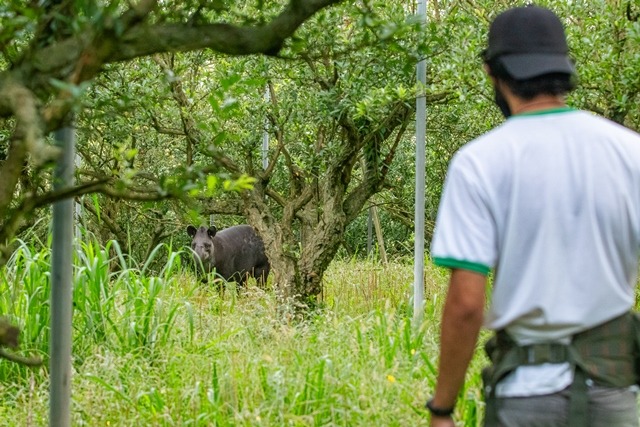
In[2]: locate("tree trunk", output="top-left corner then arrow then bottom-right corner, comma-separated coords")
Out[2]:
244,188 -> 339,307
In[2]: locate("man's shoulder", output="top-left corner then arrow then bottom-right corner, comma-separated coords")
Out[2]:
556,109 -> 640,139
460,118 -> 526,150
453,124 -> 513,164
459,109 -> 640,155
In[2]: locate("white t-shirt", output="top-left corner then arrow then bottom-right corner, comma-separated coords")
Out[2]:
431,108 -> 640,396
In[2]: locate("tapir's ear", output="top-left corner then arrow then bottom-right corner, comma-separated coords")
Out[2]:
186,225 -> 197,237
207,226 -> 217,238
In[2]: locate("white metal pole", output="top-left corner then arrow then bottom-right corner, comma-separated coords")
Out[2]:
50,125 -> 75,427
413,0 -> 427,328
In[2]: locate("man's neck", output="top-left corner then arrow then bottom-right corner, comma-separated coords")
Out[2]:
510,94 -> 566,116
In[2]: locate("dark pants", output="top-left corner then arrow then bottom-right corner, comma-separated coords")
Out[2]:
494,385 -> 638,427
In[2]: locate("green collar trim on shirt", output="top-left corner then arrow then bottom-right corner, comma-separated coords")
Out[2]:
513,107 -> 576,117
432,257 -> 491,276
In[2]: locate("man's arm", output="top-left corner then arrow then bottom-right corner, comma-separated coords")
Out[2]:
430,268 -> 486,426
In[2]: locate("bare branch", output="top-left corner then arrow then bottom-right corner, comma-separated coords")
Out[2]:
153,54 -> 242,172
0,139 -> 28,221
150,114 -> 184,136
0,318 -> 42,367
0,77 -> 59,165
81,198 -> 127,242
113,0 -> 344,60
202,198 -> 244,215
20,0 -> 343,91
0,348 -> 43,367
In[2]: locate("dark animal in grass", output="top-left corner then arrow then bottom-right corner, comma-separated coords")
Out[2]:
186,224 -> 270,287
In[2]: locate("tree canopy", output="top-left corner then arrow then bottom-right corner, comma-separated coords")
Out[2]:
2,0 -> 640,304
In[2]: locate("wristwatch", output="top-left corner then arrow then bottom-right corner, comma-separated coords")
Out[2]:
426,398 -> 454,417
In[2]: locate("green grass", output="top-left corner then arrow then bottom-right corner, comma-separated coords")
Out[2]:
0,240 -> 487,426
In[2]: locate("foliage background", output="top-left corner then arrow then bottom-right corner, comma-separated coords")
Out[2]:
4,0 -> 639,275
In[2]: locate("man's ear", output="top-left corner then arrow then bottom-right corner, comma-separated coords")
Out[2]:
484,63 -> 495,78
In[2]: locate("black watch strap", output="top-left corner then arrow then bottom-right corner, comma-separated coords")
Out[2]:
426,398 -> 454,417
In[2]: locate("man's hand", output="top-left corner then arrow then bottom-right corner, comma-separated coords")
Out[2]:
430,269 -> 486,421
430,415 -> 455,427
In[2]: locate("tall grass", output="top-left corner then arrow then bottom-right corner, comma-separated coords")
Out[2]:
0,239 -> 487,426
0,239 -> 51,382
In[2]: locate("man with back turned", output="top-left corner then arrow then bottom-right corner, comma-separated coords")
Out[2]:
427,5 -> 640,427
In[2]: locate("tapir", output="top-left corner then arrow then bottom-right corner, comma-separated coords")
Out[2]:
186,224 -> 270,287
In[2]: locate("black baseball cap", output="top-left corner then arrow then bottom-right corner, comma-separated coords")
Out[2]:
482,5 -> 575,80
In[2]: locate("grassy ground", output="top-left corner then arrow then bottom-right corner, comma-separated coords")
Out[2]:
0,240 -> 487,426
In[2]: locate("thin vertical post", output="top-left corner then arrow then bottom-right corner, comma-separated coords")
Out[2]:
367,208 -> 373,255
50,125 -> 75,427
74,154 -> 82,243
413,0 -> 427,328
262,83 -> 270,170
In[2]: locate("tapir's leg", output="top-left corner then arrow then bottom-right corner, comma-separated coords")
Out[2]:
227,271 -> 246,290
253,264 -> 270,288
